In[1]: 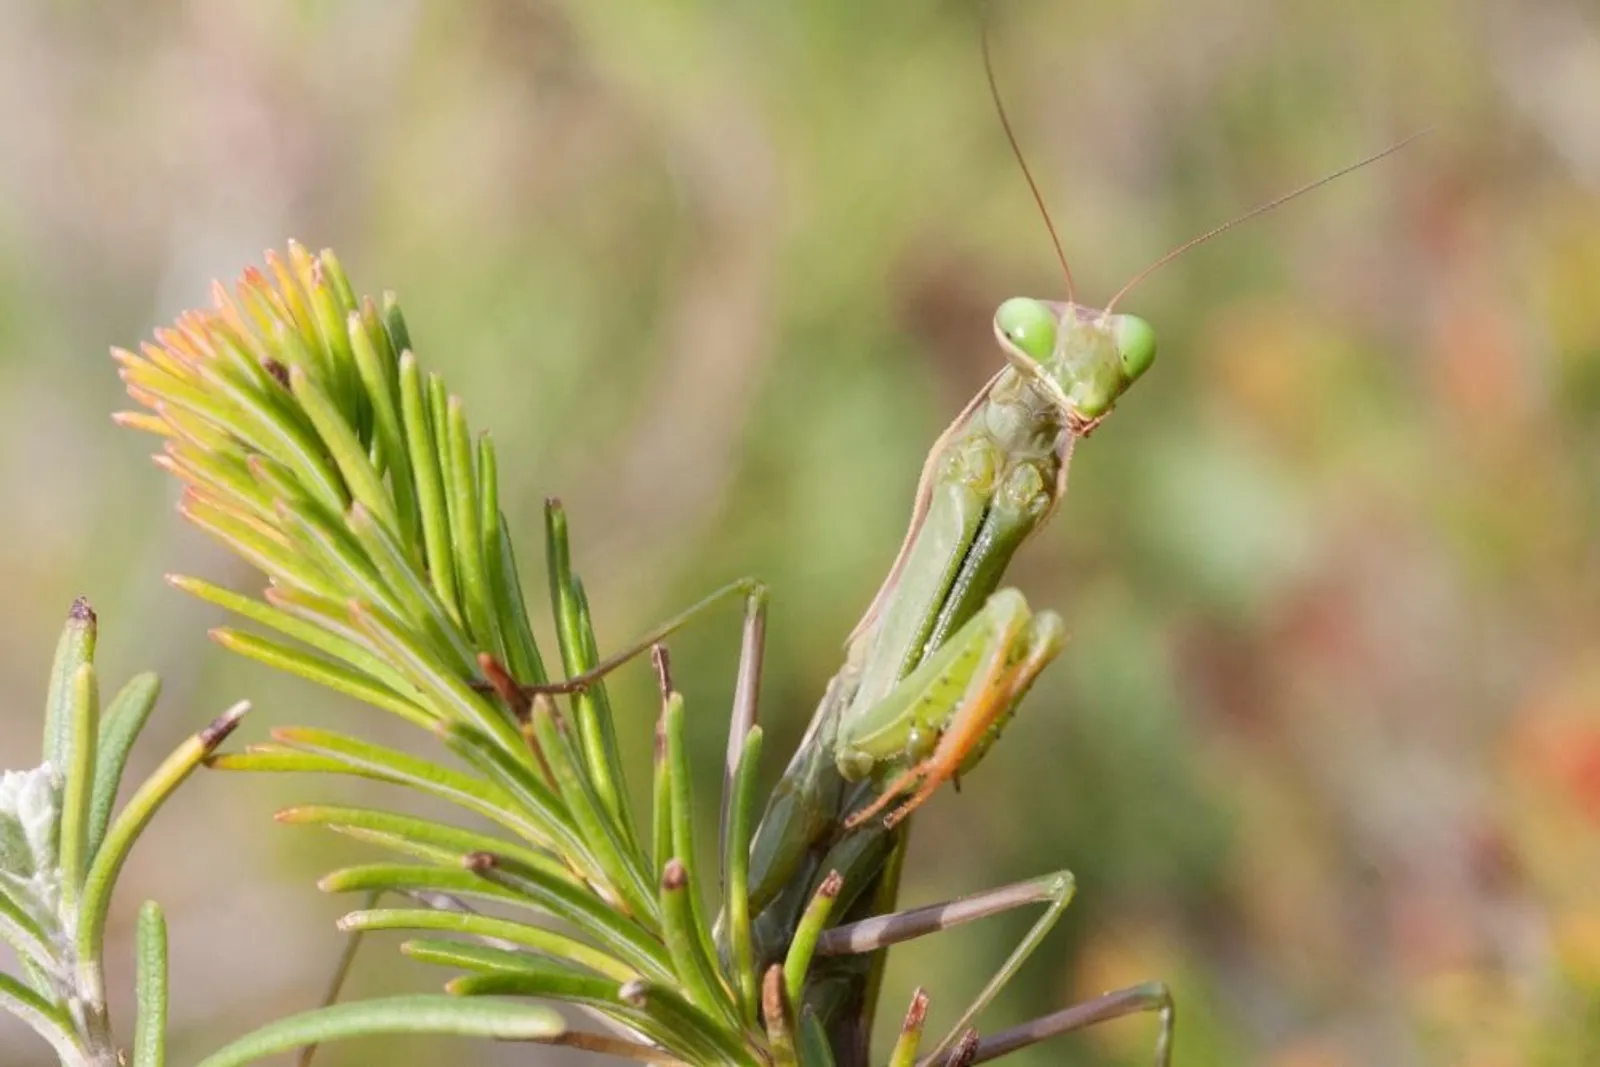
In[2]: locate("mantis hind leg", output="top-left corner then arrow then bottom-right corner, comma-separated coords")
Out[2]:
480,574 -> 768,878
814,871 -> 1174,1067
961,981 -> 1174,1066
506,577 -> 766,696
816,872 -> 1074,1062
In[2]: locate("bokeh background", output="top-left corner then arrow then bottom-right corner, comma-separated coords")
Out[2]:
2,1 -> 1599,1064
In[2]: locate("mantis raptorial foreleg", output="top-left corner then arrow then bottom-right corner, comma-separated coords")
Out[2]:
815,872 -> 1173,1067
835,589 -> 1066,832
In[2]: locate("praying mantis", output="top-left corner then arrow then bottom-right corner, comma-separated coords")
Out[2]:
535,273 -> 1168,1061
509,25 -> 1420,1067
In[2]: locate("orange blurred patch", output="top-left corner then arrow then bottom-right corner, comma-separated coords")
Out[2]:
1265,1034 -> 1351,1067
1412,968 -> 1533,1067
1506,681 -> 1600,825
1201,299 -> 1339,448
1424,297 -> 1525,430
1553,910 -> 1600,987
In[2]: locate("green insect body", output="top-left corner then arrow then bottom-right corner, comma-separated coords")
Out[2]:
745,298 -> 1157,905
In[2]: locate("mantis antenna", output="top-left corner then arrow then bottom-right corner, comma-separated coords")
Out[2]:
1103,127 -> 1432,314
983,15 -> 1077,305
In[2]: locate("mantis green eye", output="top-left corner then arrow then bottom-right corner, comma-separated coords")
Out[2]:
1113,314 -> 1157,382
994,298 -> 1057,363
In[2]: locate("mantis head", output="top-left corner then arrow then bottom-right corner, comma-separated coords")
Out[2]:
980,22 -> 1417,428
993,298 -> 1156,421
979,25 -> 1155,426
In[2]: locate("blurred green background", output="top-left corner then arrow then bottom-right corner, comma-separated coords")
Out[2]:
3,1 -> 1599,1064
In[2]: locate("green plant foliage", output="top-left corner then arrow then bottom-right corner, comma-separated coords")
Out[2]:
114,245 -> 784,1065
0,602 -> 246,1067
